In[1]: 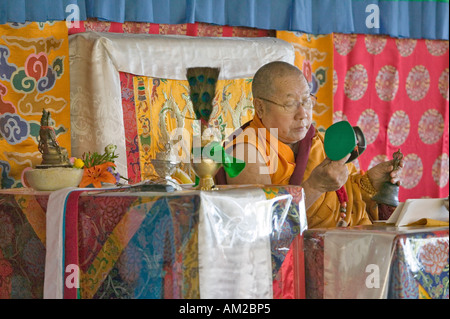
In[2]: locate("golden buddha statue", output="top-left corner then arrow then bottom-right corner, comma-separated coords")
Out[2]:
36,109 -> 71,168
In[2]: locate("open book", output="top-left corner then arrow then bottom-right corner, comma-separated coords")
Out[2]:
386,198 -> 449,226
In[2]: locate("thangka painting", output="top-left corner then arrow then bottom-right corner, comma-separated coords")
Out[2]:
120,72 -> 255,184
0,21 -> 71,188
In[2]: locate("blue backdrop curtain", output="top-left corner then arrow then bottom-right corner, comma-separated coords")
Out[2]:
0,0 -> 448,40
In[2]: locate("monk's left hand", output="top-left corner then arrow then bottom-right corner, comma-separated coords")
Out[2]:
367,158 -> 404,191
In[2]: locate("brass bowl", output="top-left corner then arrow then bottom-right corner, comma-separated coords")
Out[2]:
191,157 -> 221,191
24,167 -> 84,191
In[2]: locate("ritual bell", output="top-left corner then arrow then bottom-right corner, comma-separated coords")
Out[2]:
371,181 -> 399,207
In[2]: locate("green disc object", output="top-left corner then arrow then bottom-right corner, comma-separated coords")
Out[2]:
324,121 -> 357,161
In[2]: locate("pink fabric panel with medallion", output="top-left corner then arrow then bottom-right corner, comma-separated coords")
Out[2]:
333,34 -> 449,202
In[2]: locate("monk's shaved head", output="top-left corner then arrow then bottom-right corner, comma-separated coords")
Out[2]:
252,61 -> 308,99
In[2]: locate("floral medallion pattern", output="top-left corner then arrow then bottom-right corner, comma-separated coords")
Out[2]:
438,68 -> 449,101
396,39 -> 417,57
425,40 -> 449,57
334,34 -> 448,200
418,109 -> 445,145
344,64 -> 369,101
406,65 -> 430,101
432,153 -> 449,188
365,35 -> 387,55
357,109 -> 379,145
388,110 -> 410,146
400,153 -> 424,189
376,65 -> 399,101
389,231 -> 449,299
334,33 -> 357,56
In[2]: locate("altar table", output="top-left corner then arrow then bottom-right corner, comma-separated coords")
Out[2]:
0,185 -> 306,299
1,187 -> 448,299
304,225 -> 449,299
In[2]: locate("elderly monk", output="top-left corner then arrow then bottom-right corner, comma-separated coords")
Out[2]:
221,61 -> 403,228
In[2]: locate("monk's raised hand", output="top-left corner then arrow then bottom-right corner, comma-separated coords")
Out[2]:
307,154 -> 351,193
367,158 -> 404,191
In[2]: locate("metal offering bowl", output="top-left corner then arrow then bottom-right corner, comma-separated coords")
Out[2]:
191,157 -> 221,191
24,167 -> 84,191
151,159 -> 179,179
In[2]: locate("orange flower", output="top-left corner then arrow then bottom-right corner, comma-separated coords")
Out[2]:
79,162 -> 117,188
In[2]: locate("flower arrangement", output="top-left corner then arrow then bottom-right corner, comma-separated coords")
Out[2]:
71,144 -> 124,188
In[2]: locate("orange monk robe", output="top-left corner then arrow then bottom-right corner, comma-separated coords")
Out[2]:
227,116 -> 377,228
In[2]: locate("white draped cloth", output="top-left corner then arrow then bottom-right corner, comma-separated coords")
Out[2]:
44,187 -> 298,299
198,189 -> 292,299
323,229 -> 397,299
69,32 -> 295,179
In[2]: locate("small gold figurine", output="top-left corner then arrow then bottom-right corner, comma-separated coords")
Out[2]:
36,109 -> 71,168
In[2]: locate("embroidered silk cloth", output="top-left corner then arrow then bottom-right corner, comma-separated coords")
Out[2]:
333,34 -> 449,202
0,21 -> 71,188
68,20 -> 275,38
0,189 -> 47,298
1,188 -> 447,299
304,226 -> 449,299
275,31 -> 449,202
1,186 -> 304,299
2,186 -> 303,299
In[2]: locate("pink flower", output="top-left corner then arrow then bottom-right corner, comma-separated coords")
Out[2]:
419,239 -> 449,275
303,60 -> 313,83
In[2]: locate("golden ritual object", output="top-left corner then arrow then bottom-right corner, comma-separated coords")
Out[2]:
24,109 -> 83,191
371,149 -> 403,207
37,109 -> 71,168
191,134 -> 222,191
187,67 -> 222,191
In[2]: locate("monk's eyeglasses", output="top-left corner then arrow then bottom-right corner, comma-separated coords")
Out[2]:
258,94 -> 317,113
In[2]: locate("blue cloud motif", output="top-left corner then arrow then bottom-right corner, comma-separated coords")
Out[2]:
0,45 -> 17,81
11,68 -> 36,93
52,56 -> 65,78
37,65 -> 57,93
309,74 -> 319,95
0,112 -> 30,145
0,160 -> 15,189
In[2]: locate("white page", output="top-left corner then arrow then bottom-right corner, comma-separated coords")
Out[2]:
395,198 -> 449,226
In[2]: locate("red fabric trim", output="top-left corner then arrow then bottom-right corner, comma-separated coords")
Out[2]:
149,23 -> 160,34
293,234 -> 305,299
289,125 -> 316,185
272,234 -> 305,299
186,22 -> 198,36
63,191 -> 83,299
222,25 -> 233,37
